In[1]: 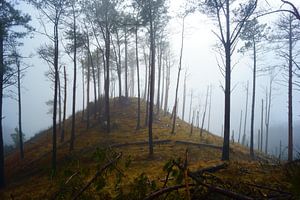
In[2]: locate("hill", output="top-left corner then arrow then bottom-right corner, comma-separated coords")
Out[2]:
0,97 -> 298,199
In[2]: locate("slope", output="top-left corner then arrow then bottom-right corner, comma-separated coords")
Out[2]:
0,97 -> 297,199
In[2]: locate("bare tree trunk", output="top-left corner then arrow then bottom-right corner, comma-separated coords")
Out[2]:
238,110 -> 243,144
61,66 -> 67,143
250,40 -> 257,158
124,27 -> 128,99
89,49 -> 97,119
70,6 -> 77,151
52,20 -> 59,174
257,129 -> 260,150
288,16 -> 293,161
188,90 -> 193,123
116,31 -> 122,98
260,99 -> 263,152
190,110 -> 195,135
145,56 -> 151,126
171,16 -> 185,135
242,81 -> 249,146
143,48 -> 148,100
16,55 -> 24,159
164,57 -> 170,116
58,70 -> 62,141
148,9 -> 155,155
81,60 -> 85,121
86,51 -> 90,130
135,25 -> 141,130
105,27 -> 111,133
0,32 -> 5,187
156,42 -> 162,115
200,86 -> 209,138
207,85 -> 212,132
221,0 -> 231,161
160,57 -> 165,111
182,70 -> 187,121
265,82 -> 272,154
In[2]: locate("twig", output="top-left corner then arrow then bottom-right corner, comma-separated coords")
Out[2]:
72,153 -> 122,200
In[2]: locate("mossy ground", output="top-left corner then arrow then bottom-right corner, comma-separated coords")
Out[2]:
0,98 -> 295,199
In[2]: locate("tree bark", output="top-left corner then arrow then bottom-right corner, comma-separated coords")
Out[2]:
288,15 -> 293,161
148,4 -> 155,155
61,66 -> 67,143
260,99 -> 263,152
135,25 -> 141,130
182,70 -> 187,121
124,27 -> 128,99
250,40 -> 257,158
221,0 -> 231,161
238,110 -> 243,144
200,86 -> 209,138
16,55 -> 24,159
52,20 -> 59,174
171,16 -> 185,135
70,6 -> 77,151
164,57 -> 170,116
242,81 -> 249,146
105,24 -> 111,133
0,26 -> 5,188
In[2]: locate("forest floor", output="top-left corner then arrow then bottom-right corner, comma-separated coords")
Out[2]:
0,97 -> 299,199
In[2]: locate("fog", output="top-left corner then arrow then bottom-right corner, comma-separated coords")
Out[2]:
3,0 -> 300,157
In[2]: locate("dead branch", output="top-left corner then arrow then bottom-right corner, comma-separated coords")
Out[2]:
143,183 -> 196,200
190,162 -> 227,176
72,153 -> 122,200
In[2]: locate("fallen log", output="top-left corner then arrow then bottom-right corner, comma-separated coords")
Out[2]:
72,153 -> 122,200
175,141 -> 222,150
143,184 -> 196,200
110,140 -> 172,148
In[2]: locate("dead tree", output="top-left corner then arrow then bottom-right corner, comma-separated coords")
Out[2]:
171,15 -> 185,135
200,86 -> 209,138
182,69 -> 187,121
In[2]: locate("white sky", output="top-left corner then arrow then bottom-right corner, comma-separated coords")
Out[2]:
3,0 -> 300,154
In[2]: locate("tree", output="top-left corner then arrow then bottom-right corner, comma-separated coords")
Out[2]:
135,0 -> 168,155
201,0 -> 258,160
182,69 -> 187,121
29,0 -> 66,174
242,81 -> 249,146
0,0 -> 31,188
239,18 -> 267,158
10,127 -> 25,148
171,14 -> 185,135
270,13 -> 300,160
200,86 -> 209,138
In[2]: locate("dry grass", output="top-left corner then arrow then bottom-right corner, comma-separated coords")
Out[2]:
0,97 -> 292,199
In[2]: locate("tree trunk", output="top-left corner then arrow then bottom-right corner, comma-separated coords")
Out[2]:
156,42 -> 162,115
171,16 -> 185,135
221,0 -> 231,161
86,51 -> 90,130
124,27 -> 128,99
238,110 -> 243,144
160,57 -> 165,111
135,25 -> 141,130
190,110 -> 195,135
52,21 -> 59,174
188,90 -> 193,123
260,99 -> 263,152
207,85 -> 212,132
61,66 -> 67,143
265,83 -> 272,154
17,55 -> 24,159
250,40 -> 257,158
0,31 -> 5,188
200,86 -> 209,138
143,48 -> 148,100
58,70 -> 62,141
242,81 -> 249,146
164,57 -> 170,116
288,16 -> 293,161
105,26 -> 111,133
116,31 -> 122,98
89,49 -> 97,119
182,70 -> 187,121
81,60 -> 85,121
148,7 -> 155,156
70,7 -> 77,151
